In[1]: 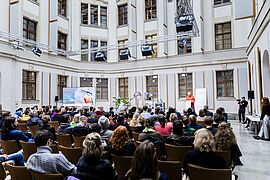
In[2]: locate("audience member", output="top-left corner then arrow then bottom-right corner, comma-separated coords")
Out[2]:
51,108 -> 62,124
72,116 -> 90,137
167,120 -> 192,146
106,126 -> 136,156
27,112 -> 42,127
27,130 -> 77,176
134,115 -> 146,133
255,97 -> 270,140
0,151 -> 24,166
40,115 -> 57,141
182,116 -> 195,136
204,116 -> 217,135
125,140 -> 168,180
58,114 -> 72,134
213,113 -> 225,128
197,109 -> 205,121
183,129 -> 227,175
98,116 -> 113,139
70,114 -> 80,128
140,105 -> 151,120
22,110 -> 31,122
154,114 -> 172,136
215,123 -> 243,166
188,115 -> 202,130
76,133 -> 118,180
129,113 -> 140,127
203,105 -> 213,117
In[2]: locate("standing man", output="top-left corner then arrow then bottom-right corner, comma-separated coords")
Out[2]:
186,92 -> 195,112
238,97 -> 248,123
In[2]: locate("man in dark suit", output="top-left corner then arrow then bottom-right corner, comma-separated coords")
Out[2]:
238,97 -> 248,123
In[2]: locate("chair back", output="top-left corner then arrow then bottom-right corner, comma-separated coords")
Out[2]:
0,140 -> 19,154
17,123 -> 28,132
0,163 -> 6,180
28,125 -> 39,137
111,154 -> 133,180
136,141 -> 163,160
50,144 -> 59,153
215,150 -> 231,168
72,135 -> 86,148
31,171 -> 63,180
187,164 -> 232,180
132,132 -> 140,142
129,126 -> 136,132
58,145 -> 82,165
165,144 -> 193,162
4,163 -> 32,180
19,140 -> 37,161
49,121 -> 59,130
56,133 -> 73,147
158,161 -> 182,180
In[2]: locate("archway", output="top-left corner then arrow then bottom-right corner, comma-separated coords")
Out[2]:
262,50 -> 270,98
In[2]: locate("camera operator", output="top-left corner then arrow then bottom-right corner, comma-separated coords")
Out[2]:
237,97 -> 248,123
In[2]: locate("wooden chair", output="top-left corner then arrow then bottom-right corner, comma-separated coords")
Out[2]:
17,123 -> 28,132
58,145 -> 82,165
49,121 -> 59,130
111,154 -> 133,180
101,151 -> 110,159
31,171 -> 63,180
50,144 -> 59,153
215,150 -> 232,168
136,141 -> 163,160
72,135 -> 86,148
165,144 -> 193,162
19,140 -> 37,161
0,140 -> 19,154
187,164 -> 232,180
4,163 -> 32,180
28,125 -> 39,137
158,160 -> 182,180
132,132 -> 140,142
0,163 -> 6,180
56,133 -> 73,147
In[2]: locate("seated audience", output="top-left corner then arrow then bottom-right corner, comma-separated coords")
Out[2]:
188,115 -> 202,130
134,115 -> 146,133
106,126 -> 136,156
22,110 -> 31,122
58,114 -> 72,134
154,114 -> 172,136
1,117 -> 33,148
215,123 -> 243,166
187,108 -> 197,117
40,115 -> 57,141
27,112 -> 42,127
204,116 -> 217,135
0,151 -> 24,166
183,129 -> 227,175
197,109 -> 205,121
213,113 -> 225,128
27,130 -> 77,176
70,114 -> 80,128
72,116 -> 90,137
125,140 -> 168,180
88,114 -> 98,124
203,105 -> 213,117
169,113 -> 178,124
140,105 -> 151,120
76,133 -> 118,180
98,116 -> 113,139
51,108 -> 62,124
129,113 -> 140,127
167,120 -> 192,146
182,116 -> 195,136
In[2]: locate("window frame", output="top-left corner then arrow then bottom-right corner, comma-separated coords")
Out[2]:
215,22 -> 232,50
58,75 -> 67,101
145,0 -> 157,20
23,17 -> 37,41
118,39 -> 129,61
145,34 -> 158,58
58,31 -> 67,50
81,3 -> 88,25
80,77 -> 93,87
178,73 -> 193,99
90,4 -> 98,26
96,78 -> 108,100
58,0 -> 67,17
118,4 -> 128,26
146,75 -> 158,99
22,70 -> 37,100
81,39 -> 89,61
214,0 -> 230,5
119,78 -> 129,99
100,6 -> 107,27
216,70 -> 234,97
90,40 -> 98,61
178,37 -> 192,55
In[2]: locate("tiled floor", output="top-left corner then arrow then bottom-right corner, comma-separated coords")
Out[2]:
231,120 -> 270,180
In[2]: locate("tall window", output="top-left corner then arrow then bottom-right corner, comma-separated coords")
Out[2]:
178,73 -> 193,98
90,5 -> 98,26
118,39 -> 128,61
58,32 -> 67,50
23,18 -> 37,41
80,77 -> 93,87
214,0 -> 230,5
216,70 -> 234,97
81,3 -> 88,24
145,0 -> 157,20
96,78 -> 108,99
58,75 -> 67,101
58,0 -> 67,17
101,41 -> 107,58
22,70 -> 36,100
100,6 -> 107,27
81,39 -> 88,61
119,78 -> 129,98
145,34 -> 157,58
146,75 -> 158,99
91,40 -> 98,61
178,38 -> 192,54
215,22 -> 232,50
118,4 -> 128,26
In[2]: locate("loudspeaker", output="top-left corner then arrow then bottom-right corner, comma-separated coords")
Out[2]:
55,96 -> 59,102
248,91 -> 254,100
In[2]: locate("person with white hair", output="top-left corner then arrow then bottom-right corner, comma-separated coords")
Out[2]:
98,116 -> 113,139
186,92 -> 195,112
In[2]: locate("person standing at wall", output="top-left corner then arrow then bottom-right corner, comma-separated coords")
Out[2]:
186,92 -> 195,112
237,97 -> 248,123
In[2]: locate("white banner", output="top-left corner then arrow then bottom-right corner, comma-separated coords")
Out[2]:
63,87 -> 96,107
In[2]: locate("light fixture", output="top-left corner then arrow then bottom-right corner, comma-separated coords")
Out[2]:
12,41 -> 24,51
119,49 -> 131,60
32,46 -> 42,57
179,38 -> 187,49
176,15 -> 194,33
141,44 -> 153,56
94,51 -> 106,61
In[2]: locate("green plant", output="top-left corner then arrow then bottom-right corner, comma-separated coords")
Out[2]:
113,97 -> 132,108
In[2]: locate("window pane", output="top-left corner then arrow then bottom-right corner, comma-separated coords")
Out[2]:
81,3 -> 88,24
91,5 -> 98,25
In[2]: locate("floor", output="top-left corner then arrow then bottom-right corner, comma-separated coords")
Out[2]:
231,120 -> 270,180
